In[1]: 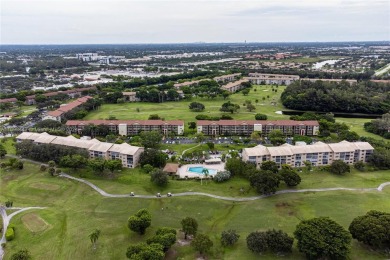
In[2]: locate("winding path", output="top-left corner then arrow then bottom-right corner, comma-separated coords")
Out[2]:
59,173 -> 390,202
0,206 -> 46,260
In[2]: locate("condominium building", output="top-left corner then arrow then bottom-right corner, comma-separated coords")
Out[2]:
25,86 -> 96,105
214,73 -> 241,83
197,120 -> 319,136
122,92 -> 140,102
16,132 -> 144,168
43,96 -> 93,122
66,120 -> 185,136
173,80 -> 202,89
300,78 -> 357,84
247,73 -> 300,85
0,98 -> 18,104
221,79 -> 249,93
242,141 -> 374,168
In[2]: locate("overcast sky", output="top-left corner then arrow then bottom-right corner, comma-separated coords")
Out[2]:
1,0 -> 389,44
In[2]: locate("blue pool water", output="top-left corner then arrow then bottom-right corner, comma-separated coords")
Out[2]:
188,166 -> 217,175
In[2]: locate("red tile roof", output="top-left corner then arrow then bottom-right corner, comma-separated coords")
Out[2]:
47,96 -> 92,117
0,98 -> 18,103
66,119 -> 184,126
196,120 -> 319,126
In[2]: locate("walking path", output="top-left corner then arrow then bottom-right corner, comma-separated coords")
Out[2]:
59,173 -> 390,201
181,143 -> 201,156
0,206 -> 46,260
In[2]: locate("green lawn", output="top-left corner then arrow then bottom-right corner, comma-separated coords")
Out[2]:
1,138 -> 16,155
85,85 -> 289,124
336,117 -> 384,141
1,161 -> 389,259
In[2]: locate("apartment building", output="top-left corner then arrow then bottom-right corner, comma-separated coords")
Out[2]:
16,132 -> 144,168
122,92 -> 140,102
66,119 -> 185,136
43,96 -> 92,122
300,78 -> 357,84
0,98 -> 18,104
242,140 -> 374,168
214,73 -> 241,83
25,86 -> 96,105
173,80 -> 202,89
247,73 -> 300,85
197,120 -> 319,136
221,79 -> 250,93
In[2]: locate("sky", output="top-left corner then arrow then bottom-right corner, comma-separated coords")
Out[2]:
1,0 -> 389,44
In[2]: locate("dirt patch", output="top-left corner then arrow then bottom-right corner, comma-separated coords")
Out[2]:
275,202 -> 291,208
29,182 -> 60,191
275,202 -> 296,217
21,213 -> 49,233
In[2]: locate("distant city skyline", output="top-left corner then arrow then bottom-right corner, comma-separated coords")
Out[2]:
1,0 -> 389,44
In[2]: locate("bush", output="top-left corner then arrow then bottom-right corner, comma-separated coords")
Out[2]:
354,161 -> 365,171
55,168 -> 62,174
213,171 -> 231,183
221,229 -> 240,247
150,169 -> 169,187
255,113 -> 268,120
5,227 -> 15,241
142,164 -> 154,173
40,164 -> 47,171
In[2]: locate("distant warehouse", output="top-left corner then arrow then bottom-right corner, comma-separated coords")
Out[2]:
197,120 -> 319,136
242,140 -> 374,168
66,120 -> 185,136
16,132 -> 143,168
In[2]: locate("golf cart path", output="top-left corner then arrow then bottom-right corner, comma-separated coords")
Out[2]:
0,206 -> 46,260
59,173 -> 390,202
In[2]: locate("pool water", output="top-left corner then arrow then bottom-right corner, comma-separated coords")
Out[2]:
188,166 -> 217,175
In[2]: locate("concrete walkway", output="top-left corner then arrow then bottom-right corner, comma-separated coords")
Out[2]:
59,173 -> 390,201
0,206 -> 46,260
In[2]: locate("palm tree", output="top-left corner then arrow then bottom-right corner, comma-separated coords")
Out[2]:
202,168 -> 209,185
89,229 -> 101,250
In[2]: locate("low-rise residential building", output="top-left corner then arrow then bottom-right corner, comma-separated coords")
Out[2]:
221,79 -> 249,93
197,120 -> 319,136
174,80 -> 202,89
242,140 -> 374,168
16,132 -> 144,168
43,96 -> 92,122
0,98 -> 18,104
25,86 -> 96,105
300,78 -> 357,84
66,119 -> 185,136
247,73 -> 300,85
214,73 -> 241,83
122,92 -> 140,102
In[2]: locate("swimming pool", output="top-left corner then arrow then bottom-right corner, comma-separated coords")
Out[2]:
188,166 -> 217,175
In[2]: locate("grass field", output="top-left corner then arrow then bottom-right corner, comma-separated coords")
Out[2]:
336,117 -> 384,141
85,85 -> 288,124
1,160 -> 390,259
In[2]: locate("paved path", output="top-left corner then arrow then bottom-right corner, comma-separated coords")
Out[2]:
0,206 -> 46,260
59,173 -> 390,201
181,143 -> 201,156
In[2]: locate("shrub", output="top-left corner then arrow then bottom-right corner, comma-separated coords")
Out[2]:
221,229 -> 240,247
255,113 -> 268,120
143,164 -> 154,173
40,164 -> 47,171
5,227 -> 15,241
55,168 -> 62,174
213,171 -> 231,183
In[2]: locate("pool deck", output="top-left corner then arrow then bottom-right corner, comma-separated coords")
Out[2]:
177,163 -> 226,179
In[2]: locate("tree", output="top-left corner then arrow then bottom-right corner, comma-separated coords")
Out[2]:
147,227 -> 177,252
104,159 -> 122,173
10,249 -> 32,260
249,170 -> 280,195
142,164 -> 154,173
220,101 -> 240,114
189,102 -> 205,112
139,149 -> 167,168
150,169 -> 169,187
181,217 -> 198,239
206,142 -> 214,150
59,154 -> 87,170
279,165 -> 301,187
221,90 -> 230,100
192,234 -> 213,255
0,144 -> 7,158
349,210 -> 390,249
126,243 -> 164,260
140,131 -> 163,149
88,158 -> 106,174
128,209 -> 152,235
255,113 -> 268,120
265,229 -> 294,253
268,130 -> 285,145
294,217 -> 351,260
354,161 -> 365,171
89,229 -> 101,250
188,121 -> 196,130
242,88 -> 250,95
221,229 -> 240,247
246,103 -> 256,112
246,231 -> 268,254
48,167 -> 55,176
48,160 -> 56,168
260,161 -> 279,173
148,114 -> 161,120
329,160 -> 350,175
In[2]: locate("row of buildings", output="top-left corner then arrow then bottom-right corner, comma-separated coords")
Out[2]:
242,140 -> 374,168
65,119 -> 318,137
246,73 -> 357,86
197,120 -> 319,136
122,90 -> 185,102
16,132 -> 144,168
43,96 -> 93,122
173,73 -> 242,89
66,120 -> 185,136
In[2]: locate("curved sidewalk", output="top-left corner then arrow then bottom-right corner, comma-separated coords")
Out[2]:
59,173 -> 390,202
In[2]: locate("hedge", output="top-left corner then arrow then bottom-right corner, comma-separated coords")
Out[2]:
5,227 -> 15,241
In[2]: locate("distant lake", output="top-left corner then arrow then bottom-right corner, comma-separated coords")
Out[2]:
313,59 -> 339,69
